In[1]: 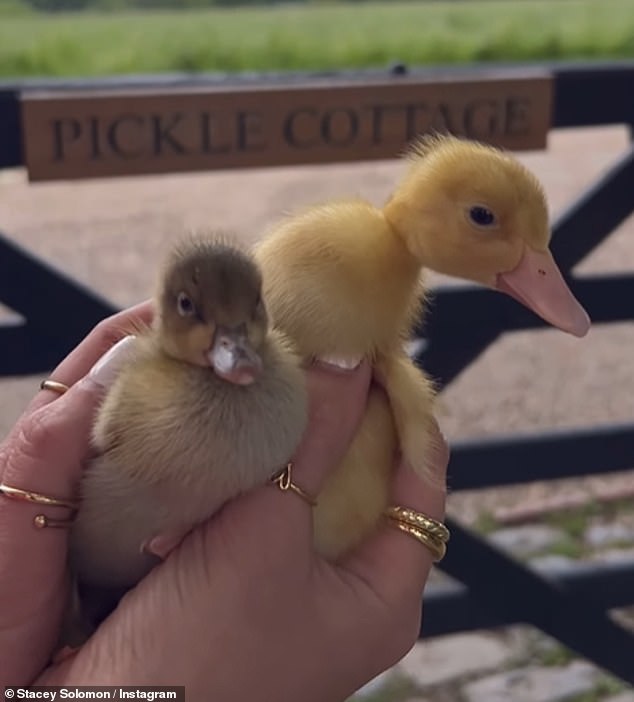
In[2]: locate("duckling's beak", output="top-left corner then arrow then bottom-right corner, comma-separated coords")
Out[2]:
495,247 -> 591,337
207,326 -> 263,385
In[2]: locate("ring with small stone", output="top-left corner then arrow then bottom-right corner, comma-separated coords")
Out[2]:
0,483 -> 78,529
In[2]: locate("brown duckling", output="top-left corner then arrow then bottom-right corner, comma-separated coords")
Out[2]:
68,232 -> 307,598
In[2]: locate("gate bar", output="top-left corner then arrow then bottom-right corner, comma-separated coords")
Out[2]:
423,560 -> 634,637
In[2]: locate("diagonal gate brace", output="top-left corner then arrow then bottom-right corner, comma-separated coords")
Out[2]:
436,519 -> 634,684
0,232 -> 117,376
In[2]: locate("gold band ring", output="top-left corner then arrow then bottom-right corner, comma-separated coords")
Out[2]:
0,483 -> 79,511
0,483 -> 78,530
271,463 -> 317,506
40,379 -> 70,395
385,505 -> 450,543
384,504 -> 449,563
388,520 -> 447,562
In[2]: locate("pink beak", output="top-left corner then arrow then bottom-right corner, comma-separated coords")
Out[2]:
495,247 -> 591,337
207,327 -> 263,385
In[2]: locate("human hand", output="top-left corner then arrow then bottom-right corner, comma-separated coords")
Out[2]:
35,360 -> 449,701
0,302 -> 152,686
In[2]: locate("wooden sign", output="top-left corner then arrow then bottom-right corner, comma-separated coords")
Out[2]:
20,70 -> 553,182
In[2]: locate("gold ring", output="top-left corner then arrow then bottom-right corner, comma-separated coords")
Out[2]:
388,520 -> 447,562
271,463 -> 317,506
0,483 -> 79,511
40,379 -> 70,395
33,514 -> 76,529
385,505 -> 450,543
0,483 -> 78,530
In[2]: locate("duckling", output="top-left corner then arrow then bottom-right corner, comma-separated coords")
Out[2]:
254,133 -> 590,559
67,233 -> 307,615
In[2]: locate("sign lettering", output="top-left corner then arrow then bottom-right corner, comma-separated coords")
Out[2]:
20,72 -> 553,181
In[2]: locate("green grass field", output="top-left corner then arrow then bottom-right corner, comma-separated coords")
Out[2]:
1,0 -> 634,79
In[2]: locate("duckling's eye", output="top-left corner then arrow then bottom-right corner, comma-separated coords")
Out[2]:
468,206 -> 496,227
177,292 -> 195,317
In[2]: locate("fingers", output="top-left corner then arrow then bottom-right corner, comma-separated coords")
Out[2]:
0,386 -> 97,679
0,332 -> 136,535
344,418 -> 449,602
0,336 -> 136,595
2,336 -> 137,499
286,360 -> 372,501
28,300 -> 152,414
0,303 -> 146,685
0,335 -> 137,684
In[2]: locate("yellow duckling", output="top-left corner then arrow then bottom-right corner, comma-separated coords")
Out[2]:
254,133 -> 590,559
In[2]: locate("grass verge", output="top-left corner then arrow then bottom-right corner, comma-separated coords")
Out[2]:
1,0 -> 633,79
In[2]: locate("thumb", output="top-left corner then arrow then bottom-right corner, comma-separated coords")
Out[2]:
288,359 -> 372,499
344,418 -> 449,603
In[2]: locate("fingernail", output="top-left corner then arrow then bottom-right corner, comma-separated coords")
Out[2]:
86,335 -> 137,388
316,354 -> 362,371
403,338 -> 428,359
